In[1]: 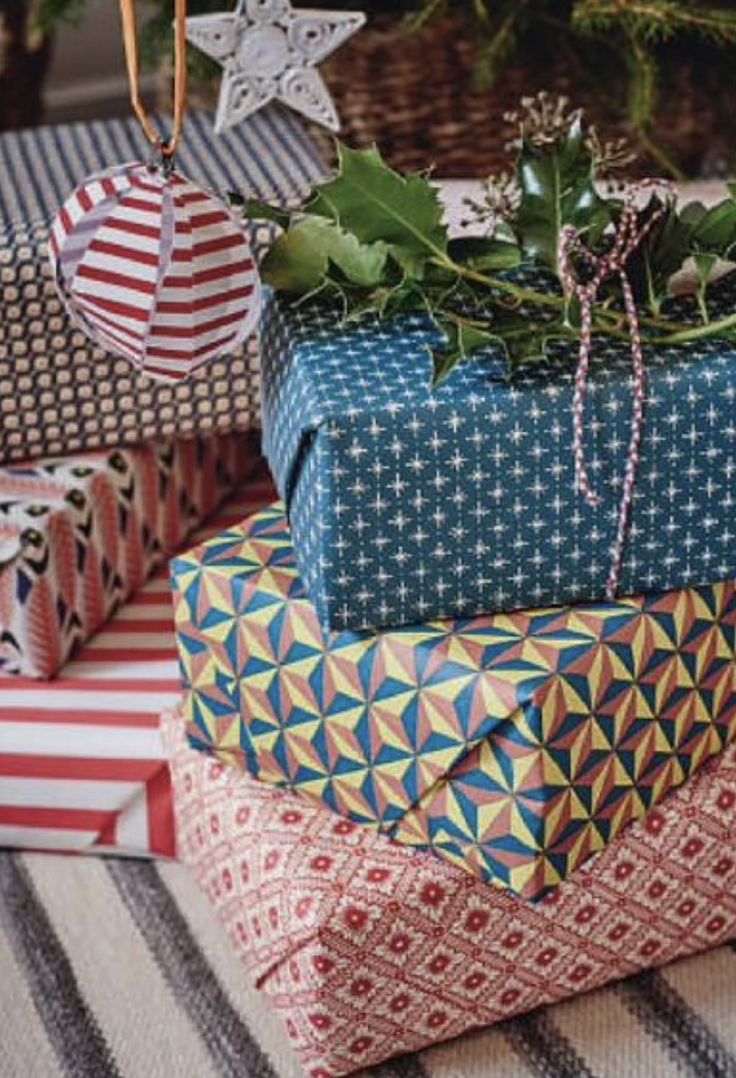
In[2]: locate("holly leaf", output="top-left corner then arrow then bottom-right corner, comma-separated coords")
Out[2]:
447,235 -> 521,272
233,196 -> 292,227
308,145 -> 448,280
431,320 -> 496,388
691,198 -> 736,253
262,217 -> 388,293
514,115 -> 611,274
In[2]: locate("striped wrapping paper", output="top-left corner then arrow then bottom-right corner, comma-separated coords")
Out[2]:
49,166 -> 261,381
0,432 -> 260,679
0,468 -> 275,857
0,107 -> 326,464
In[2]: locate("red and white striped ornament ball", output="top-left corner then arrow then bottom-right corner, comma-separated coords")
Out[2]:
49,162 -> 260,382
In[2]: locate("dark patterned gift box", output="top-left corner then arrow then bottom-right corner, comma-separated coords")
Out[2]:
261,294 -> 736,632
0,431 -> 260,679
0,108 -> 326,464
171,503 -> 736,901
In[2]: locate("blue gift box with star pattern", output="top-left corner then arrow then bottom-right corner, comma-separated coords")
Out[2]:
260,292 -> 736,632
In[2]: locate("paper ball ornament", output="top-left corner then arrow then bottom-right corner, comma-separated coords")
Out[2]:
49,162 -> 260,382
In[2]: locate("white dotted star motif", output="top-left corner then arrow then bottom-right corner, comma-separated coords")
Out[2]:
258,287 -> 736,633
186,0 -> 365,134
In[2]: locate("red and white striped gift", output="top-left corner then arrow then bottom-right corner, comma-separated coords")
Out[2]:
0,467 -> 275,857
49,163 -> 261,382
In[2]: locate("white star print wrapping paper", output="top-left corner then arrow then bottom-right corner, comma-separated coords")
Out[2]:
186,0 -> 365,134
260,287 -> 736,633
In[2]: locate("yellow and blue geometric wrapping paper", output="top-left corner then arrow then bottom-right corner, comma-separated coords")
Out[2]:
171,505 -> 736,901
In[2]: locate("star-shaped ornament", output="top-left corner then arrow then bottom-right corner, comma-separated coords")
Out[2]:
186,0 -> 365,134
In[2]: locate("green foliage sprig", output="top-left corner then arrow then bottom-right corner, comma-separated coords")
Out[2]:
244,95 -> 736,386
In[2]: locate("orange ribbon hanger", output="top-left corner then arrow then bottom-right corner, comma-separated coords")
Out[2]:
119,0 -> 188,158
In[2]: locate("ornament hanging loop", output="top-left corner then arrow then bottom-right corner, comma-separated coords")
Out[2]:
119,0 -> 188,158
147,140 -> 176,178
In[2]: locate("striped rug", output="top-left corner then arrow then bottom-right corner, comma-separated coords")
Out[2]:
1,851 -> 735,1077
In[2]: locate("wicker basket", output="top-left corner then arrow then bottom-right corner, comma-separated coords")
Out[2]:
169,12 -> 733,181
317,14 -> 732,179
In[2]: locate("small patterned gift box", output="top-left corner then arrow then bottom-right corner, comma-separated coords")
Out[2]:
0,477 -> 273,855
0,108 -> 326,464
260,291 -> 736,631
170,503 -> 736,901
168,708 -> 736,1077
0,432 -> 260,679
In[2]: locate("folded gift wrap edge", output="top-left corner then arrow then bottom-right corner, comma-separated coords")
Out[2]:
0,472 -> 278,857
0,431 -> 262,679
170,502 -> 736,900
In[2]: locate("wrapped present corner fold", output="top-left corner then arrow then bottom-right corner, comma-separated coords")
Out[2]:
0,477 -> 274,857
171,504 -> 736,901
0,432 -> 259,679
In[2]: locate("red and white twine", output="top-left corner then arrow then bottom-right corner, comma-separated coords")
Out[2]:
558,180 -> 674,600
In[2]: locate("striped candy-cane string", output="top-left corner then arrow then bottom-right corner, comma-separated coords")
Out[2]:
558,180 -> 675,600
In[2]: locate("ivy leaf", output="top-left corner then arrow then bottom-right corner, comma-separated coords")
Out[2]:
687,199 -> 736,321
679,201 -> 707,229
447,235 -> 521,272
497,325 -> 569,368
308,145 -> 448,280
431,320 -> 496,388
514,115 -> 611,275
262,217 -> 388,292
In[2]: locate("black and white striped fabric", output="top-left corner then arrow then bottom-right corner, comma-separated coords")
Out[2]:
2,851 -> 736,1078
0,105 -> 324,224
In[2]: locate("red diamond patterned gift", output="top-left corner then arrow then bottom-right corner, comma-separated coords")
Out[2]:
167,709 -> 736,1077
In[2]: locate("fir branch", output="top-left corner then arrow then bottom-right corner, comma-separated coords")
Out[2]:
573,0 -> 736,44
473,0 -> 530,89
626,33 -> 658,130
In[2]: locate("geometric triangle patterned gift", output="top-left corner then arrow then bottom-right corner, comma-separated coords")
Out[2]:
171,503 -> 736,902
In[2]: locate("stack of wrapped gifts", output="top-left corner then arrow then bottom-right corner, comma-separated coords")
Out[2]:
0,105 -> 325,852
167,285 -> 736,1073
3,98 -> 735,1077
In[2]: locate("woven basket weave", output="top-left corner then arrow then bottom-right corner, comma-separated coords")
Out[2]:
170,13 -> 732,181
316,15 -> 730,179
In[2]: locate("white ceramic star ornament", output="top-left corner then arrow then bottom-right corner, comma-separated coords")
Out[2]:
186,0 -> 365,134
